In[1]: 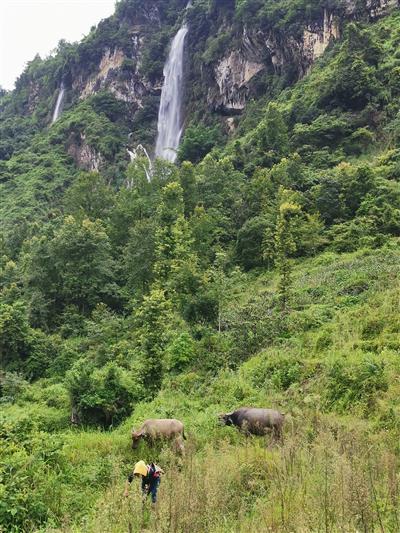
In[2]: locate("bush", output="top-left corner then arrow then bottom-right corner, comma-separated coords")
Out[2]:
0,372 -> 28,403
324,354 -> 388,414
164,332 -> 196,373
241,350 -> 307,391
287,306 -> 333,334
202,32 -> 232,65
25,329 -> 60,380
0,417 -> 66,532
41,383 -> 70,409
236,216 -> 268,270
361,318 -> 385,339
329,218 -> 385,252
0,301 -> 31,369
65,359 -> 141,426
195,330 -> 233,373
178,125 -> 221,164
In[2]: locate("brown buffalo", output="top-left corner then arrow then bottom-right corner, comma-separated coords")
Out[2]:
219,407 -> 285,440
131,418 -> 186,453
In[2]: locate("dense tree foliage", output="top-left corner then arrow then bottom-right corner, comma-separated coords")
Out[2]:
1,6 -> 399,400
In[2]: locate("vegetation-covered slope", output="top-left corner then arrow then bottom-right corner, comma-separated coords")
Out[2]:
1,245 -> 399,531
0,1 -> 399,532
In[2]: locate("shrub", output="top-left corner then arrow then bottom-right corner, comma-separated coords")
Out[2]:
241,351 -> 306,391
0,418 -> 66,532
202,32 -> 232,65
236,216 -> 268,270
324,354 -> 388,414
41,383 -> 70,409
164,332 -> 196,373
0,301 -> 31,369
65,359 -> 141,427
178,124 -> 221,164
195,330 -> 233,373
287,306 -> 333,334
0,372 -> 28,403
361,322 -> 386,346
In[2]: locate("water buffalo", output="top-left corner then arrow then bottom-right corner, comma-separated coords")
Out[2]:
218,407 -> 285,440
131,418 -> 186,453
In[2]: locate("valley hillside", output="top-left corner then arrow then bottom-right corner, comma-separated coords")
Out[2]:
0,0 -> 400,531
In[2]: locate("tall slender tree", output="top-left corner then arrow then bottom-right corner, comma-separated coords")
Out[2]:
274,202 -> 301,312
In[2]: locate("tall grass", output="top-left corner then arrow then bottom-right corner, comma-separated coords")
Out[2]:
57,418 -> 399,533
11,246 -> 399,533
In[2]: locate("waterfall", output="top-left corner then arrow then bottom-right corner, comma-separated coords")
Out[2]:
127,144 -> 153,183
155,24 -> 188,162
52,84 -> 65,123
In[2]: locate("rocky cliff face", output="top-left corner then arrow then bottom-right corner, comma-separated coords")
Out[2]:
354,0 -> 398,18
73,41 -> 155,110
69,13 -> 338,119
67,133 -> 104,171
42,0 -> 399,159
204,0 -> 398,117
303,10 -> 340,67
58,1 -> 400,111
209,30 -> 266,114
207,13 -> 339,116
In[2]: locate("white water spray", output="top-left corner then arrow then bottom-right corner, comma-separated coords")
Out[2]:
155,24 -> 188,162
127,144 -> 153,183
52,84 -> 65,123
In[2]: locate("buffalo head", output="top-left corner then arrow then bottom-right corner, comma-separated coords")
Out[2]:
131,429 -> 144,449
218,412 -> 234,426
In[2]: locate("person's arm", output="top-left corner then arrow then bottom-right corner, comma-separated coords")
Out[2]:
154,464 -> 165,475
124,473 -> 134,497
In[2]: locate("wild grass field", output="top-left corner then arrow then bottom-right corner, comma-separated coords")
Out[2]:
2,243 -> 399,532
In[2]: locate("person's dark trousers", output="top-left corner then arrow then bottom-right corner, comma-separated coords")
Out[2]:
149,478 -> 160,503
143,478 -> 160,503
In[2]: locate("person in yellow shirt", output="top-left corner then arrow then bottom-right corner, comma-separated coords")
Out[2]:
124,460 -> 164,503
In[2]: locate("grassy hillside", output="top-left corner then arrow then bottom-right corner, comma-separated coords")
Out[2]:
1,2 -> 400,532
2,244 -> 399,531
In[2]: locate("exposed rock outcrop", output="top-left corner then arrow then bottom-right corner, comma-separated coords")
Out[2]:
73,41 -> 154,110
208,8 -> 340,114
212,50 -> 265,112
206,0 -> 398,115
27,81 -> 41,113
303,10 -> 340,69
67,133 -> 103,171
348,0 -> 399,17
79,48 -> 126,98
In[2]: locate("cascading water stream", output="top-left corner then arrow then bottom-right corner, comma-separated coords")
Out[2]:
127,144 -> 153,183
52,84 -> 65,123
155,23 -> 188,162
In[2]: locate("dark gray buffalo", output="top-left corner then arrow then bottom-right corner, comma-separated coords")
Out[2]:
219,407 -> 285,440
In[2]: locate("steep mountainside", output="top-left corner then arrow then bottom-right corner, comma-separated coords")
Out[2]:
1,0 -> 400,239
1,0 -> 398,156
0,1 -> 400,532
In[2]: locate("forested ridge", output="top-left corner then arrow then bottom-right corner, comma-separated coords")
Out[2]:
0,1 -> 400,531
